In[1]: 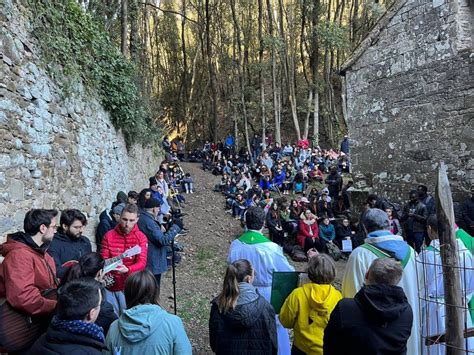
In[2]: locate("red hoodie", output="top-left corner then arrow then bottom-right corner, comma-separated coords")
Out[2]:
0,233 -> 57,315
100,223 -> 148,291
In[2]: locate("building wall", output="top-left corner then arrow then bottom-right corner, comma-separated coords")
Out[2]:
345,0 -> 473,202
0,0 -> 161,244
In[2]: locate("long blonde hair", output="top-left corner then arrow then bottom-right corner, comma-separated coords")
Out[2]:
217,259 -> 253,314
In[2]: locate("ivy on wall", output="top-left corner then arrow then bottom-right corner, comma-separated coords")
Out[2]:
26,0 -> 160,148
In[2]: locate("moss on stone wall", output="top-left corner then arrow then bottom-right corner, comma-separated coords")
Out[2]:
25,0 -> 160,148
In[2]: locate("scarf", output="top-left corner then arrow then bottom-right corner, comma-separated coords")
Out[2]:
51,317 -> 105,343
366,230 -> 409,262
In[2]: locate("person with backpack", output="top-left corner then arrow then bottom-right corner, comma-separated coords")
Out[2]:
341,208 -> 421,355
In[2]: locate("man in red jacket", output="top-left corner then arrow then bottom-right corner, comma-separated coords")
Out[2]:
0,209 -> 59,351
0,209 -> 59,315
101,203 -> 148,315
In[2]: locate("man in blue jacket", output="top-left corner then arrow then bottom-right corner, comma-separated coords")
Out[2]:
137,198 -> 182,288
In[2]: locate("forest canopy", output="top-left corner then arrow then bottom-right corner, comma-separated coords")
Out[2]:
26,0 -> 392,150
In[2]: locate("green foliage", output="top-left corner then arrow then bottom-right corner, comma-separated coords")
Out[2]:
317,22 -> 350,50
25,0 -> 160,147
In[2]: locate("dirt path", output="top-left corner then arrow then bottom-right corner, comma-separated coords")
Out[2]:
159,162 -> 346,353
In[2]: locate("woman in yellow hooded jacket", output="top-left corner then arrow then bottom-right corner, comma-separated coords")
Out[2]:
279,253 -> 342,354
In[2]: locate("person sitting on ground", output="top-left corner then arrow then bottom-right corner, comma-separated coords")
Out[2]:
101,204 -> 148,315
232,192 -> 247,220
335,218 -> 354,250
293,172 -> 306,194
105,270 -> 192,355
266,202 -> 285,246
271,167 -> 286,190
228,206 -> 294,354
280,202 -> 298,238
324,258 -> 413,355
48,209 -> 92,279
317,198 -> 334,220
280,254 -> 342,355
289,199 -> 302,221
60,253 -> 117,335
209,259 -> 277,355
281,171 -> 293,195
325,166 -> 342,200
342,208 -> 420,355
183,172 -> 194,194
308,197 -> 318,216
297,209 -> 321,253
319,217 -> 336,251
31,278 -> 106,354
333,195 -> 351,219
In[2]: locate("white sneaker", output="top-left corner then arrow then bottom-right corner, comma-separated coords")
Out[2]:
190,190 -> 194,194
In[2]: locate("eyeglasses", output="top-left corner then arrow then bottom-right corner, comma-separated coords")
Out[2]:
48,224 -> 60,230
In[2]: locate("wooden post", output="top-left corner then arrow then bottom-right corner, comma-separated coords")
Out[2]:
435,162 -> 463,354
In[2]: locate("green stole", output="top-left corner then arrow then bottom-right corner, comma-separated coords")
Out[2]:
425,230 -> 474,321
239,230 -> 271,244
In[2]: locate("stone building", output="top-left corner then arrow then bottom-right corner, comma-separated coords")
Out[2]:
341,0 -> 473,202
0,1 -> 160,244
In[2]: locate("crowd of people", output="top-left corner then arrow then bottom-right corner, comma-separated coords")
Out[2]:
0,161 -> 194,354
0,132 -> 473,354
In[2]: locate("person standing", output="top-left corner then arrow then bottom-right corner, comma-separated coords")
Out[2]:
209,259 -> 277,354
48,209 -> 92,278
228,206 -> 294,355
137,198 -> 182,288
400,190 -> 428,253
0,209 -> 59,351
418,215 -> 474,355
325,166 -> 342,200
105,270 -> 192,355
342,208 -> 421,355
324,258 -> 413,355
462,184 -> 474,237
30,278 -> 106,354
101,204 -> 148,315
340,135 -> 350,155
280,254 -> 342,355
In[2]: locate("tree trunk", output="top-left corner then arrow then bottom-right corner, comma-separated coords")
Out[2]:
121,0 -> 128,56
205,0 -> 218,142
266,0 -> 280,146
230,0 -> 253,162
258,0 -> 266,150
435,162 -> 464,354
277,0 -> 301,141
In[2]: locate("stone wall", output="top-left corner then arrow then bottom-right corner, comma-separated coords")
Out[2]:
0,0 -> 161,244
344,0 -> 473,203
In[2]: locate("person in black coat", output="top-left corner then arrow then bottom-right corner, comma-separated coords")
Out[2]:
30,278 -> 107,355
48,209 -> 92,278
335,218 -> 353,249
95,203 -> 124,252
324,257 -> 413,355
60,253 -> 117,335
209,259 -> 277,355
